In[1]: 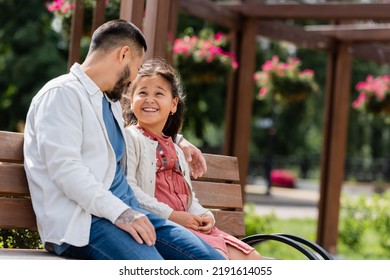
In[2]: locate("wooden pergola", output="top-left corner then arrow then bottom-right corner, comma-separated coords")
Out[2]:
67,0 -> 390,255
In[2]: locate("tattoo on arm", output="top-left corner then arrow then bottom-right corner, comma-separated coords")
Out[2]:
117,208 -> 144,224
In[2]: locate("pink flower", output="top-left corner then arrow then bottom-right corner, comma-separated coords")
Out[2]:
352,74 -> 390,113
301,69 -> 314,77
46,0 -> 74,15
214,32 -> 224,41
352,93 -> 367,109
261,60 -> 275,72
173,29 -> 238,71
253,55 -> 318,101
46,0 -> 109,16
258,87 -> 268,97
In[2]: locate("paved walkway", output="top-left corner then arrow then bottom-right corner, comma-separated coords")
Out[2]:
244,178 -> 383,219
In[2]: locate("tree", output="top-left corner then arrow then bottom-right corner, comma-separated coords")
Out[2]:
0,0 -> 67,131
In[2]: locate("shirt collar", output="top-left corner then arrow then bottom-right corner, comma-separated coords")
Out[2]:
69,63 -> 101,96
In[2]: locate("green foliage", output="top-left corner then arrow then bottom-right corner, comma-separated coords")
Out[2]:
337,190 -> 390,259
0,229 -> 42,249
244,203 -> 275,236
181,81 -> 227,150
339,194 -> 372,251
0,0 -> 67,131
371,191 -> 390,252
339,190 -> 390,254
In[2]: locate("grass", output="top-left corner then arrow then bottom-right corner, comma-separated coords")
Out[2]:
253,218 -> 318,260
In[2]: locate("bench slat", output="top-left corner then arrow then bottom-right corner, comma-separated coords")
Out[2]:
0,249 -> 66,260
0,197 -> 37,229
199,154 -> 240,182
0,163 -> 29,196
213,210 -> 246,237
192,181 -> 243,209
0,131 -> 24,163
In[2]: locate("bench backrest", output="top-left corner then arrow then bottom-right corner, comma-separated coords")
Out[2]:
0,130 -> 245,237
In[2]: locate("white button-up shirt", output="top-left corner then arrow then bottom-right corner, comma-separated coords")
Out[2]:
24,63 -> 129,247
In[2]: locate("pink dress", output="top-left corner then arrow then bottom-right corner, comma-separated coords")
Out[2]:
137,126 -> 254,258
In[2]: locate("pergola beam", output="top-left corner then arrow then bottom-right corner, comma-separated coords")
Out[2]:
257,20 -> 333,50
257,20 -> 390,65
219,2 -> 390,20
352,43 -> 390,65
178,0 -> 241,30
305,23 -> 390,42
176,1 -> 390,64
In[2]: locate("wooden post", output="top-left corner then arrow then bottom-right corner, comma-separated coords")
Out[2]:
317,41 -> 353,254
166,0 -> 179,65
67,0 -> 84,69
230,18 -> 257,191
143,0 -> 172,61
223,30 -> 239,157
119,0 -> 145,29
92,0 -> 106,33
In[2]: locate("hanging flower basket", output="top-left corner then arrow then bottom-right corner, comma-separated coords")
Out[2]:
172,28 -> 238,85
46,0 -> 119,38
253,55 -> 318,103
352,74 -> 390,115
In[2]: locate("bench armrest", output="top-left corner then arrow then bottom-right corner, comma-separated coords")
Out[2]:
240,233 -> 333,260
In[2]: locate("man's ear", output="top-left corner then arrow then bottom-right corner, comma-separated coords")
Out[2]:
119,46 -> 131,62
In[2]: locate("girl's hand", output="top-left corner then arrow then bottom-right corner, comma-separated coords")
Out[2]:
198,214 -> 213,234
169,211 -> 203,231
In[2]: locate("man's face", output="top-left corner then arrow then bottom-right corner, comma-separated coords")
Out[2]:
106,65 -> 131,101
106,51 -> 143,101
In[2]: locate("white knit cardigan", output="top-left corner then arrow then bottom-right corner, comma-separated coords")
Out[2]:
124,126 -> 215,223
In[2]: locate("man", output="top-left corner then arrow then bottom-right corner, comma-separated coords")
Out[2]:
23,19 -> 224,260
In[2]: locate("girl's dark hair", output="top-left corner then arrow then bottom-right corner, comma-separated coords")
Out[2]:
123,59 -> 186,141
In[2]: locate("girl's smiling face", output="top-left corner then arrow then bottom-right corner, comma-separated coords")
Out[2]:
131,75 -> 178,136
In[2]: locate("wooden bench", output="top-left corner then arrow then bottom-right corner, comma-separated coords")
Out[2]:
0,130 -> 332,260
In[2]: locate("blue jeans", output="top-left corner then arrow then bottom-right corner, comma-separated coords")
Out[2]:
60,212 -> 225,260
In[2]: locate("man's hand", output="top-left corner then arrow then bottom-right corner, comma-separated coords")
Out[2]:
114,209 -> 156,246
178,137 -> 207,178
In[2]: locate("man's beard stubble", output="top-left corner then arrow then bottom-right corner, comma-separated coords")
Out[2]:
106,66 -> 131,102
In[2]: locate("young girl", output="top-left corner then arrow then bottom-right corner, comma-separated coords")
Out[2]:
123,58 -> 263,260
